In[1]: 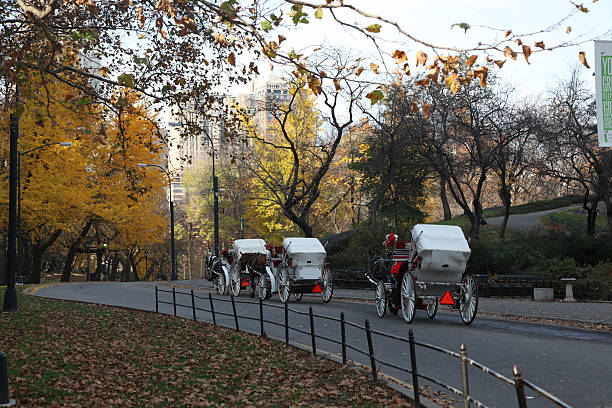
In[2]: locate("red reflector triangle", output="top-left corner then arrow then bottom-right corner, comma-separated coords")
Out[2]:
312,283 -> 322,293
440,290 -> 455,305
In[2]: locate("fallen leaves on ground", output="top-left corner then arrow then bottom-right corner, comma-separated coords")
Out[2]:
1,292 -> 414,407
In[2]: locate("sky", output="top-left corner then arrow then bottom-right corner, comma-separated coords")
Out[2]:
237,0 -> 612,100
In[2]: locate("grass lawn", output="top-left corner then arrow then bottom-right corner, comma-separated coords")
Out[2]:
541,210 -> 609,235
1,288 -> 411,407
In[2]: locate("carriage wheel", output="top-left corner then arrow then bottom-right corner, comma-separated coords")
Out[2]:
217,272 -> 227,295
375,280 -> 386,318
321,267 -> 333,303
257,274 -> 271,301
426,299 -> 438,319
278,268 -> 290,303
401,273 -> 416,323
459,273 -> 478,325
294,292 -> 303,302
230,263 -> 241,297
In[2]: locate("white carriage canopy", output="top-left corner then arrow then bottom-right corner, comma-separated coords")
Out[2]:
282,238 -> 326,266
411,224 -> 471,276
232,239 -> 268,258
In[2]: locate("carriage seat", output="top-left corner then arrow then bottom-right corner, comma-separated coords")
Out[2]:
392,241 -> 412,261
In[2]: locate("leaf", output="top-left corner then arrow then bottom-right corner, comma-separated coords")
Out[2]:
278,35 -> 286,45
505,29 -> 512,38
333,79 -> 341,92
392,50 -> 407,64
370,62 -> 379,74
566,26 -> 572,33
415,78 -> 430,87
416,51 -> 428,67
410,102 -> 419,114
117,73 -> 134,88
403,63 -> 411,76
354,66 -> 364,76
503,46 -> 517,61
473,66 -> 489,87
214,33 -> 227,46
515,38 -> 523,46
422,103 -> 431,118
261,20 -> 272,32
494,60 -> 506,68
534,41 -> 545,49
574,3 -> 589,12
465,55 -> 477,69
445,74 -> 459,94
307,75 -> 322,95
315,6 -> 323,19
365,89 -> 384,105
522,45 -> 532,64
450,22 -> 471,33
98,67 -> 110,77
227,52 -> 236,66
365,24 -> 381,33
579,51 -> 590,69
427,65 -> 440,85
76,97 -> 92,106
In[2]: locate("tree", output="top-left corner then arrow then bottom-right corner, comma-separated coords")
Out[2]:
537,69 -> 612,235
352,87 -> 429,228
238,74 -> 357,237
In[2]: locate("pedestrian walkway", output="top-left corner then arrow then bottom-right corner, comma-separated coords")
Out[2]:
170,279 -> 612,325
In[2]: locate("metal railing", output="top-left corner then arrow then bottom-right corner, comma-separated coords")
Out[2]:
154,285 -> 573,408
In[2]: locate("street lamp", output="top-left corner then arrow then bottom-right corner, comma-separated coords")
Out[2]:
204,135 -> 220,259
17,142 -> 72,284
138,163 -> 177,281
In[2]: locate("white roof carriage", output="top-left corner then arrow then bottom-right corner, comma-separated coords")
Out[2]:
232,239 -> 268,258
411,224 -> 471,278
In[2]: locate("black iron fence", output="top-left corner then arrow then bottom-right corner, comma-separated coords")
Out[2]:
154,285 -> 573,408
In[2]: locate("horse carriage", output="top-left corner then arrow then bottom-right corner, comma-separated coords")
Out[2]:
276,238 -> 333,304
226,239 -> 274,298
366,224 -> 478,325
205,248 -> 232,295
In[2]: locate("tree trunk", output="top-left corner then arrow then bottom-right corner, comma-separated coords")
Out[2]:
93,250 -> 104,281
440,177 -> 452,220
583,193 -> 599,236
110,255 -> 119,281
61,221 -> 92,282
606,200 -> 612,236
30,229 -> 61,284
499,183 -> 512,240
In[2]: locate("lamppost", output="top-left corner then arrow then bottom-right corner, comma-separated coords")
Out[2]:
17,142 -> 72,284
138,163 -> 177,281
204,135 -> 220,258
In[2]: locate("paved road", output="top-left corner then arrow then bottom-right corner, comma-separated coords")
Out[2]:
34,282 -> 612,408
486,205 -> 581,232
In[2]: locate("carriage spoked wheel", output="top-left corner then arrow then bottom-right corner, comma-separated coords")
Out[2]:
401,273 -> 416,323
257,274 -> 271,301
216,272 -> 227,295
294,292 -> 303,302
375,280 -> 386,318
321,267 -> 333,303
459,273 -> 478,325
278,267 -> 290,304
426,298 -> 438,319
230,263 -> 241,297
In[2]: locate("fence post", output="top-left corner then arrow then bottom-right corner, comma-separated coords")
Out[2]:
208,293 -> 216,326
191,290 -> 196,321
340,312 -> 347,365
513,365 -> 528,408
155,285 -> 159,313
0,352 -> 14,406
259,297 -> 264,336
231,295 -> 239,331
284,301 -> 289,346
309,307 -> 316,355
365,319 -> 377,381
172,286 -> 177,317
408,329 -> 421,408
460,344 -> 470,408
